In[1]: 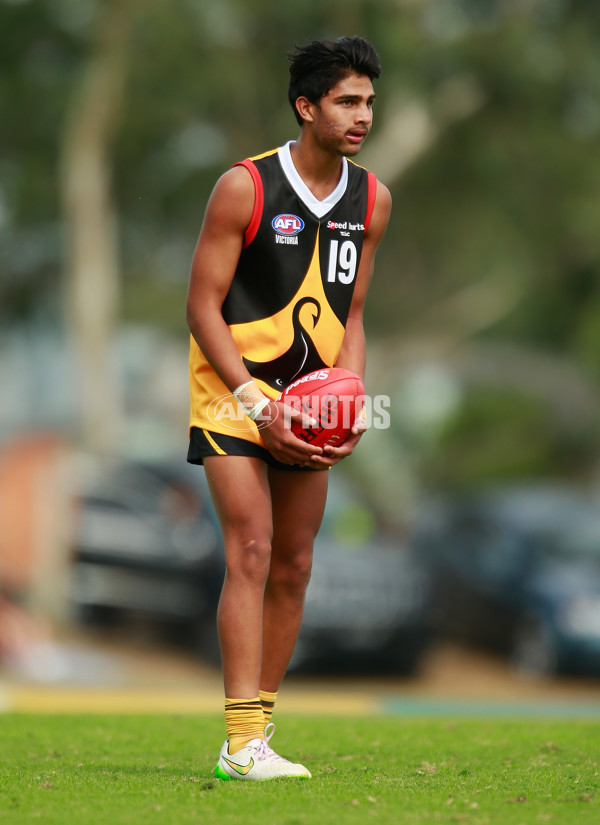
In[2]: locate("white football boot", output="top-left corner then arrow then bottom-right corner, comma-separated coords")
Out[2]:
214,723 -> 311,781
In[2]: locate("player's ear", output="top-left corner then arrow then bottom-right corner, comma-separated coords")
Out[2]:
295,96 -> 317,124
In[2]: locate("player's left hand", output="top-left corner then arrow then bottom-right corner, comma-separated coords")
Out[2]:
305,407 -> 367,469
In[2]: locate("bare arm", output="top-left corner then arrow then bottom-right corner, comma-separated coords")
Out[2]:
186,166 -> 256,392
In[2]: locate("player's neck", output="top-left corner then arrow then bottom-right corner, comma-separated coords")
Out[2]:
289,136 -> 344,202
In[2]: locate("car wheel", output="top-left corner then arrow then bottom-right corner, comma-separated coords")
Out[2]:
511,618 -> 558,677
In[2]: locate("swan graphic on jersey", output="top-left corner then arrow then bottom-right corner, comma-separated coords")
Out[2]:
242,297 -> 327,390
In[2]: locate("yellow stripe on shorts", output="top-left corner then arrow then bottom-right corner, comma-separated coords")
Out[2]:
204,430 -> 227,455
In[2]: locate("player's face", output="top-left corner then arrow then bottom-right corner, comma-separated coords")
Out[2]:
310,72 -> 376,157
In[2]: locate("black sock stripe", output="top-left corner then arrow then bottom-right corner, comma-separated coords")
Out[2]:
225,701 -> 262,710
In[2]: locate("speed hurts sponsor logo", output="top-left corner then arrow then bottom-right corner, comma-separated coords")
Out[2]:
326,220 -> 365,231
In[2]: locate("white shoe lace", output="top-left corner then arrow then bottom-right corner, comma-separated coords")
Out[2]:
255,722 -> 291,763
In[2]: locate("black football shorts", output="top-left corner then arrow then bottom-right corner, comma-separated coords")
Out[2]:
187,427 -> 317,472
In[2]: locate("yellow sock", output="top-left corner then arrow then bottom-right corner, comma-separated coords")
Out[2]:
224,697 -> 265,754
259,689 -> 278,726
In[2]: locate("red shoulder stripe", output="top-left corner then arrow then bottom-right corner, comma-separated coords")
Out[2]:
365,171 -> 377,231
234,159 -> 264,247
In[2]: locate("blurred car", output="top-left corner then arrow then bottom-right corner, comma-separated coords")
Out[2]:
288,477 -> 431,675
70,455 -> 224,652
414,485 -> 600,676
71,457 -> 430,674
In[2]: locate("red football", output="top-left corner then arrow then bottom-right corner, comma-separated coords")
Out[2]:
277,368 -> 365,449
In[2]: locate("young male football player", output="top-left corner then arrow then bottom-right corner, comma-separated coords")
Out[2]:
186,35 -> 391,780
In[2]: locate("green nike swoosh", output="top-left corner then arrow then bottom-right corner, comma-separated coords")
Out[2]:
223,755 -> 254,776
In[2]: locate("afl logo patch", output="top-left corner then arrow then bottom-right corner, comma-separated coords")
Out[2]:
272,214 -> 304,235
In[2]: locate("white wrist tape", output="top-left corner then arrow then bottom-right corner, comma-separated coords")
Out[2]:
233,380 -> 271,421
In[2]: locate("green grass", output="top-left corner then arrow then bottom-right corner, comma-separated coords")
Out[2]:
0,715 -> 598,824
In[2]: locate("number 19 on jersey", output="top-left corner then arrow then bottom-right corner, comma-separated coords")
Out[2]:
327,240 -> 357,284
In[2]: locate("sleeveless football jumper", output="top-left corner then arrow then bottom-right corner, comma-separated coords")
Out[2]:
189,141 -> 377,446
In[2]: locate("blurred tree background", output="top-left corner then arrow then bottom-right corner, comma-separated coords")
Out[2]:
1,0 -> 600,522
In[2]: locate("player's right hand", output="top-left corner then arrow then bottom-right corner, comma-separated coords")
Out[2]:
258,401 -> 324,466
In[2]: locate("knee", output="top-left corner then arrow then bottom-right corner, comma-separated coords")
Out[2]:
270,547 -> 313,596
226,534 -> 272,585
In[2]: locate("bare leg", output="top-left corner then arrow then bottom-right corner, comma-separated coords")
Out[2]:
259,467 -> 329,693
203,456 -> 273,698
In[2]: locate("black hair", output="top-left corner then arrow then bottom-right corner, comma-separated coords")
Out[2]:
288,36 -> 381,127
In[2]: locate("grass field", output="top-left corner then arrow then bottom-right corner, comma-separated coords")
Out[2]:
0,714 -> 598,824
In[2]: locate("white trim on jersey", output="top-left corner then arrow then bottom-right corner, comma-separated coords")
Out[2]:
278,141 -> 348,219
